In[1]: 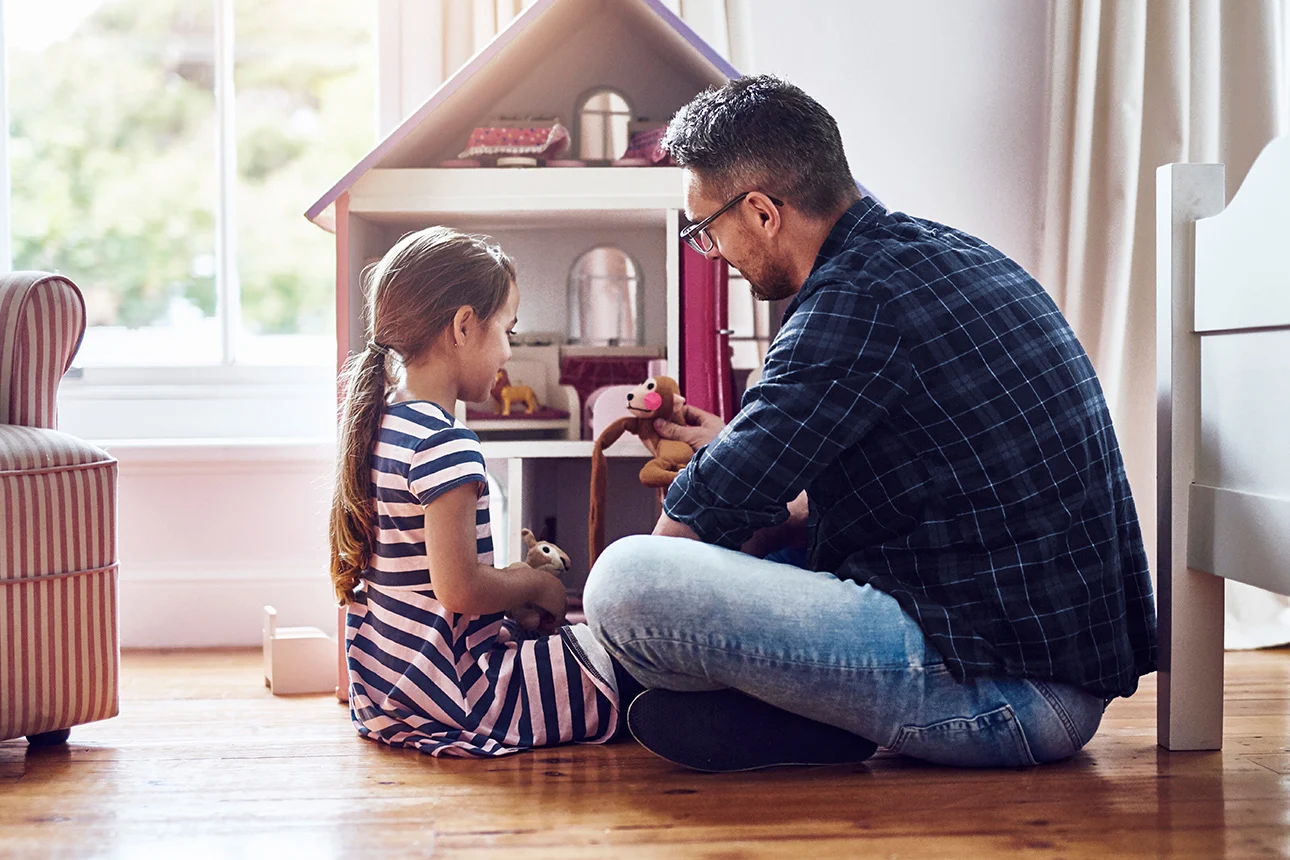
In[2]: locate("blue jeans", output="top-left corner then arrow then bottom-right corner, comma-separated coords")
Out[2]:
583,535 -> 1105,767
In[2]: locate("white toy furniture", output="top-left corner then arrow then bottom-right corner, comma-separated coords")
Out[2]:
263,605 -> 337,696
1156,134 -> 1290,750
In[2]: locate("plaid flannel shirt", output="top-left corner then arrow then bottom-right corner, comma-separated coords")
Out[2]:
664,197 -> 1156,699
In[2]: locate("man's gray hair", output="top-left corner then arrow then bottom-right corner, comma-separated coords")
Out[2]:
663,75 -> 860,218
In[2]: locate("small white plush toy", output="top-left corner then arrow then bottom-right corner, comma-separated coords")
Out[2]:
521,527 -> 570,577
505,528 -> 571,636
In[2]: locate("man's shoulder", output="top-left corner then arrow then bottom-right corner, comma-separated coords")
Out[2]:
813,209 -> 1027,300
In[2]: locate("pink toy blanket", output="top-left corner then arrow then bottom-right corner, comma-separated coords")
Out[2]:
458,121 -> 571,159
621,126 -> 671,164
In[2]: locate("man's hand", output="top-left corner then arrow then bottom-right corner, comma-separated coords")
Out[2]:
653,403 -> 725,453
652,513 -> 700,540
740,491 -> 810,558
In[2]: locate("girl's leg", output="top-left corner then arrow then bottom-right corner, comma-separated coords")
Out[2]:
583,535 -> 1103,768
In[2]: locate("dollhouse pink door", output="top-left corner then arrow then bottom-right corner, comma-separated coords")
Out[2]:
679,243 -> 736,423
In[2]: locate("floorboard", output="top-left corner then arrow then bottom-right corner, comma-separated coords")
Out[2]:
3,649 -> 1289,858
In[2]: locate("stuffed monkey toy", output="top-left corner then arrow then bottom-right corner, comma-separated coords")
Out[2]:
588,376 -> 693,566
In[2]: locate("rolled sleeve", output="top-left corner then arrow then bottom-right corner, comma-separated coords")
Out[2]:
664,280 -> 912,548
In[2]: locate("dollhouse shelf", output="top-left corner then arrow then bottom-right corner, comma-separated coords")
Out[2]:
478,439 -> 650,459
346,167 -> 684,224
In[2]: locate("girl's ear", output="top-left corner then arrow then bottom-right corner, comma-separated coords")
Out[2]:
452,306 -> 475,346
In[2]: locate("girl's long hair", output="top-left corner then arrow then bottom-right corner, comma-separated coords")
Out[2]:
329,227 -> 515,605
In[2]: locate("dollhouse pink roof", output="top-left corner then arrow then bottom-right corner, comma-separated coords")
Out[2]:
305,0 -> 740,227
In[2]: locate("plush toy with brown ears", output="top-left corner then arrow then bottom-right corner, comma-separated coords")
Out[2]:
588,376 -> 692,566
521,527 -> 570,577
506,528 -> 572,635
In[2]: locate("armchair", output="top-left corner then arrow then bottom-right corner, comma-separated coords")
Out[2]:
0,272 -> 119,746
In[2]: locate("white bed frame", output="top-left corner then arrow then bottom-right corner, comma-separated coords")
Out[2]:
1157,134 -> 1290,750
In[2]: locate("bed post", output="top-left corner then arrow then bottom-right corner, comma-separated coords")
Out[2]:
1155,162 -> 1225,750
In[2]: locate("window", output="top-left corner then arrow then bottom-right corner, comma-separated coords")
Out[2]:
3,0 -> 374,369
576,88 -> 631,162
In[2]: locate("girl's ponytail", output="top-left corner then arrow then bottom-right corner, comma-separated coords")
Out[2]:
329,343 -> 393,605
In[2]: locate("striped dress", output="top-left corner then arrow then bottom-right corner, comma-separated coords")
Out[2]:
345,400 -> 621,757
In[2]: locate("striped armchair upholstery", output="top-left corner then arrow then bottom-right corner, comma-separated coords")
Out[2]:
0,272 -> 119,745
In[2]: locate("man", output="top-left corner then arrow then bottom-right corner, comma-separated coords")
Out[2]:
582,75 -> 1156,773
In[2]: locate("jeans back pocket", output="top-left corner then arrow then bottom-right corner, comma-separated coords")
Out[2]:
887,704 -> 1037,768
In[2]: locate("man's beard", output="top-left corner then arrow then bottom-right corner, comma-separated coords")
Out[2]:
745,258 -> 797,302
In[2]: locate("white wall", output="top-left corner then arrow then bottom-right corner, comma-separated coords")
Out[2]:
108,0 -> 1053,648
108,442 -> 338,648
745,0 -> 1050,275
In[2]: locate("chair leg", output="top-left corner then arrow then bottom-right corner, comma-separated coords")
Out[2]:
26,728 -> 71,747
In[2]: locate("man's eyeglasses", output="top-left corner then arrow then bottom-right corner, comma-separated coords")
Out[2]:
680,191 -> 784,254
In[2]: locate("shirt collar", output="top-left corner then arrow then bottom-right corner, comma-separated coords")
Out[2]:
779,197 -> 887,323
810,196 -> 887,276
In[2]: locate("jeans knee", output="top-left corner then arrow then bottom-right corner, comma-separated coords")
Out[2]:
583,535 -> 678,642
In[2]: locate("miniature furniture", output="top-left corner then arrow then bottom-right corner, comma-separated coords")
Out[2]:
0,272 -> 120,746
1156,134 -> 1290,750
263,605 -> 337,696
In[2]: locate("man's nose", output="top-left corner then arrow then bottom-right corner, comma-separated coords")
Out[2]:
704,245 -> 724,262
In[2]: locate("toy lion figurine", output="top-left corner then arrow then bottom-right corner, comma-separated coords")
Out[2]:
491,368 -> 538,416
588,376 -> 692,565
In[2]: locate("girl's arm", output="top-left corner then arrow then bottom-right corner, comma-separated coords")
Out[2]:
423,482 -> 567,620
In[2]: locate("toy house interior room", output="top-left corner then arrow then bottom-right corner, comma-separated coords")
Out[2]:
4,0 -> 1290,856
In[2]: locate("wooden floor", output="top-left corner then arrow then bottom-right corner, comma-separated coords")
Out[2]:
3,650 -> 1290,859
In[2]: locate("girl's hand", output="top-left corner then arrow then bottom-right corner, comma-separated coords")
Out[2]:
529,571 -> 568,627
505,564 -> 567,633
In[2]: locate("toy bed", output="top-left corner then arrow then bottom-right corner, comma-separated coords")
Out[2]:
1156,133 -> 1290,750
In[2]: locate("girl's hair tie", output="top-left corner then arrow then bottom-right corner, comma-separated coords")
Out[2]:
368,341 -> 392,357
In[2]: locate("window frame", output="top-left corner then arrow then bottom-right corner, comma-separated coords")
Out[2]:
0,0 -> 375,440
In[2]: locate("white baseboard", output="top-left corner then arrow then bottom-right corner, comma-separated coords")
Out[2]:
120,566 -> 336,649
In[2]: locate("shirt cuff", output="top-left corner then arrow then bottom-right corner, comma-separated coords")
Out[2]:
663,455 -> 788,549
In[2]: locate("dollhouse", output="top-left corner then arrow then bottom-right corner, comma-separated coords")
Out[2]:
306,0 -> 739,596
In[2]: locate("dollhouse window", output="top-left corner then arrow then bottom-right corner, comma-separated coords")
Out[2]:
576,88 -> 632,162
567,246 -> 641,347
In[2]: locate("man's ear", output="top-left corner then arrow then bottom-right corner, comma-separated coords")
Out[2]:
747,191 -> 781,236
452,305 -> 475,346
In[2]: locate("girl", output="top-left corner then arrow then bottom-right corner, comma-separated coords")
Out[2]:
329,227 -> 632,756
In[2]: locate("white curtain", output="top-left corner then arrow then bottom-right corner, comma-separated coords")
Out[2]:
657,0 -> 755,74
1039,0 -> 1289,648
378,0 -> 537,134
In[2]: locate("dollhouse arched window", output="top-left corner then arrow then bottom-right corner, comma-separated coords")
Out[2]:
567,246 -> 641,347
576,88 -> 632,162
